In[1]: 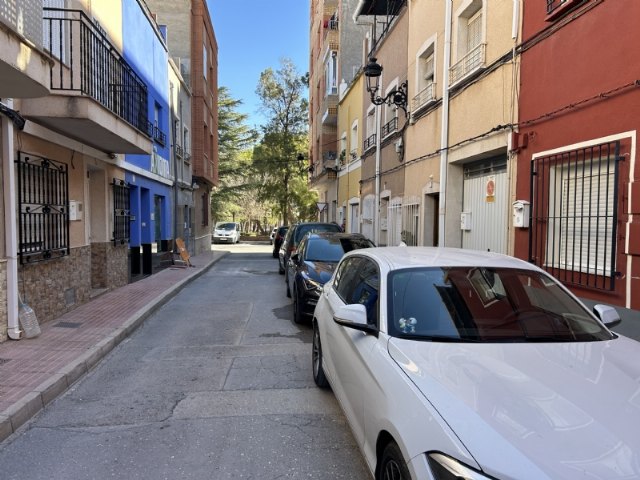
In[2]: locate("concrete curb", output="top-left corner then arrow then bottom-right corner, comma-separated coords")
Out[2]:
0,252 -> 228,443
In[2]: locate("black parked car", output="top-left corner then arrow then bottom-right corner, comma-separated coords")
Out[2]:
278,222 -> 342,275
286,232 -> 375,324
272,226 -> 289,258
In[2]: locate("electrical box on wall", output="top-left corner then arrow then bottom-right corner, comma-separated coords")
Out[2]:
69,200 -> 83,221
460,212 -> 472,231
513,200 -> 530,228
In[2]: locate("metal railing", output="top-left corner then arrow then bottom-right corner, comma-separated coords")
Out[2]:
412,82 -> 436,111
529,141 -> 621,290
381,117 -> 398,138
146,121 -> 167,146
112,179 -> 130,246
175,144 -> 184,159
16,152 -> 70,264
42,8 -> 149,136
350,149 -> 358,161
449,43 -> 486,85
364,133 -> 377,151
546,0 -> 582,15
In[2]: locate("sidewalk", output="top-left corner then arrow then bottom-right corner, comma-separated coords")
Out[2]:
0,249 -> 228,443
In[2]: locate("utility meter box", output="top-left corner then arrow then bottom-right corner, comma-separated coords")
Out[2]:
69,200 -> 83,221
513,200 -> 530,228
460,212 -> 472,231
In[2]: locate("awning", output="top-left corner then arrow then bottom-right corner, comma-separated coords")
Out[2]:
353,0 -> 405,19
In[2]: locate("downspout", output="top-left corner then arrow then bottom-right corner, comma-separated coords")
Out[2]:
438,0 -> 453,247
374,102 -> 382,245
2,99 -> 21,339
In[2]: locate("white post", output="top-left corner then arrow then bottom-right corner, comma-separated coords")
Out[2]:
438,0 -> 453,247
2,99 -> 21,339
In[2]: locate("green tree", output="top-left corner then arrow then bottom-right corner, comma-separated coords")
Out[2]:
252,59 -> 317,224
211,87 -> 258,224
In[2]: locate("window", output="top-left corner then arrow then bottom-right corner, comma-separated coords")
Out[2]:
413,41 -> 436,111
325,52 -> 338,95
203,42 -> 208,80
451,0 -> 485,84
17,152 -> 70,264
530,141 -> 621,290
350,120 -> 359,160
334,257 -> 362,302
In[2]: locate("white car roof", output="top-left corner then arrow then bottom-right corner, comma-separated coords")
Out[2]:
347,247 -> 542,272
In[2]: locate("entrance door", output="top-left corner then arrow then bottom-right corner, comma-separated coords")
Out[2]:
462,157 -> 508,253
154,195 -> 162,252
423,193 -> 439,246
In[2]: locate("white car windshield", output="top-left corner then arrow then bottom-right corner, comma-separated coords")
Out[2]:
217,223 -> 236,231
388,267 -> 613,343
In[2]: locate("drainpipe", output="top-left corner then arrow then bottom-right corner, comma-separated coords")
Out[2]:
438,0 -> 453,247
2,99 -> 21,339
374,101 -> 382,245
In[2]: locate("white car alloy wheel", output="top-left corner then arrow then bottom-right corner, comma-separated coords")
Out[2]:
312,323 -> 329,388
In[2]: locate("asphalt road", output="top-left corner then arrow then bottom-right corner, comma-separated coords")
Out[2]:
0,242 -> 370,479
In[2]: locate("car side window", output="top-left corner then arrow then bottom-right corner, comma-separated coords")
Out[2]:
350,259 -> 379,327
334,257 -> 362,303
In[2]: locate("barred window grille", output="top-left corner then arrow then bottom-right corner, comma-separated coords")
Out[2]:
16,152 -> 70,264
113,179 -> 130,246
529,141 -> 621,290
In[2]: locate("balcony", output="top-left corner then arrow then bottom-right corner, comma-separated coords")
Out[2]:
449,43 -> 486,86
364,133 -> 376,152
321,93 -> 338,125
0,0 -> 51,98
411,82 -> 436,112
19,8 -> 152,155
381,117 -> 398,138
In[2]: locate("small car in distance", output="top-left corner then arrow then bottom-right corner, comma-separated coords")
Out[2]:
212,222 -> 241,244
272,225 -> 288,258
286,232 -> 374,324
278,222 -> 342,274
312,246 -> 640,480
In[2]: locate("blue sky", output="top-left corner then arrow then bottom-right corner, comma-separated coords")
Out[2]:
207,0 -> 310,129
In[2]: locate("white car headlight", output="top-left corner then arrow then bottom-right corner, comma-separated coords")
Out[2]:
428,453 -> 494,480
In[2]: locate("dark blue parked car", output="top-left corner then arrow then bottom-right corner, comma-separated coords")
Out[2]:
286,232 -> 375,324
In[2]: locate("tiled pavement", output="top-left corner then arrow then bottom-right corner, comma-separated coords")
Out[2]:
0,249 -> 228,443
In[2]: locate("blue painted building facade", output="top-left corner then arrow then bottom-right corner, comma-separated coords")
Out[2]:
121,0 -> 173,277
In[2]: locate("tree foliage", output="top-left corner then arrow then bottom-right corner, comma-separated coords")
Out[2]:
211,87 -> 258,225
252,59 -> 317,224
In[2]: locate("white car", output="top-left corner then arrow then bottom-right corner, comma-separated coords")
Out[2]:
212,222 -> 241,244
312,247 -> 640,480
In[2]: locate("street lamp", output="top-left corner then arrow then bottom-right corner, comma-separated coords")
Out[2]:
363,57 -> 408,116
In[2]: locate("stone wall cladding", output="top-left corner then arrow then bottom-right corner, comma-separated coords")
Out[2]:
105,243 -> 128,289
18,246 -> 92,325
91,243 -> 107,288
0,261 -> 7,342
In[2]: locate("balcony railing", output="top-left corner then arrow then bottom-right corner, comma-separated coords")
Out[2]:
381,117 -> 398,138
175,143 -> 184,159
364,134 -> 377,151
43,8 -> 149,136
350,149 -> 358,161
449,43 -> 486,85
412,82 -> 436,112
146,121 -> 167,146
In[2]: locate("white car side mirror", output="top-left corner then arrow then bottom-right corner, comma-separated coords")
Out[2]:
593,304 -> 621,329
333,304 -> 377,336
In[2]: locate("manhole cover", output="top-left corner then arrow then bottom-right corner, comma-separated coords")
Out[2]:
54,322 -> 82,329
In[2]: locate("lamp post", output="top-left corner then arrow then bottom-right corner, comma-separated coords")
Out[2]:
363,57 -> 409,245
363,57 -> 408,116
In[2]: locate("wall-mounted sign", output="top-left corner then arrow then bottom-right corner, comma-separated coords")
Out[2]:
486,176 -> 496,203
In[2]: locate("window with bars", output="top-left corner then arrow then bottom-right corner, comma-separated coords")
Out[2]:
16,152 -> 70,264
113,179 -> 130,246
529,141 -> 621,290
